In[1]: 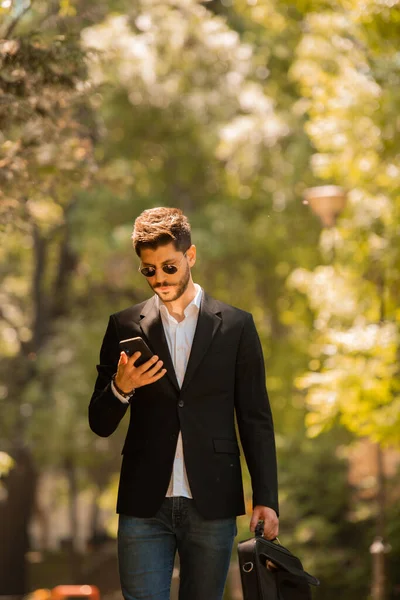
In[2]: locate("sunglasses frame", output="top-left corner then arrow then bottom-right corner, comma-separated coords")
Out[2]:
139,253 -> 187,278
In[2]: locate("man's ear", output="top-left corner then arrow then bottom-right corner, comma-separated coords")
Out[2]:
186,244 -> 196,267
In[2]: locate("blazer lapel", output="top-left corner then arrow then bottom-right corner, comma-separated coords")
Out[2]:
181,293 -> 222,392
139,297 -> 180,392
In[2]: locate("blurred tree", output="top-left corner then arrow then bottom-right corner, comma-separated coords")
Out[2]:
289,0 -> 400,453
0,1 -> 99,589
287,2 -> 400,598
278,428 -> 375,600
2,0 -> 400,598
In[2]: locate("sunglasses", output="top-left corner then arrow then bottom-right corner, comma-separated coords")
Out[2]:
139,253 -> 187,278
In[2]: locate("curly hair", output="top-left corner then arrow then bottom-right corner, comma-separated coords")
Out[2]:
132,207 -> 192,257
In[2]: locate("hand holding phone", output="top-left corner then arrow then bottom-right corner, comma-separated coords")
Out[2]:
119,337 -> 154,366
115,337 -> 167,393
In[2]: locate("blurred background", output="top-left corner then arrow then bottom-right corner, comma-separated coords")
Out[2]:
1,0 -> 400,599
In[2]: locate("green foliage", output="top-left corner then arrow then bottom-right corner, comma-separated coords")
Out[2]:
289,0 -> 400,447
278,429 -> 374,600
0,34 -> 93,211
2,0 -> 400,596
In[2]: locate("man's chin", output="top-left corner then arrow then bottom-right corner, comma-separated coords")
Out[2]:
154,286 -> 177,301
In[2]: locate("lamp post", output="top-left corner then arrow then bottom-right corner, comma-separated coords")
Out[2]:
302,185 -> 347,227
303,186 -> 347,262
303,186 -> 389,600
369,283 -> 391,600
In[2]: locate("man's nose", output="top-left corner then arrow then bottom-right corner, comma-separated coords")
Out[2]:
154,268 -> 165,283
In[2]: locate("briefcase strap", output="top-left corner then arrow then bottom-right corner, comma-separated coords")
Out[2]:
259,553 -> 320,587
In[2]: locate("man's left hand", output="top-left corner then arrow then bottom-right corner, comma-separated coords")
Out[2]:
250,505 -> 279,539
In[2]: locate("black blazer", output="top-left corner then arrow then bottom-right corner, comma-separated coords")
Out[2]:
89,292 -> 278,520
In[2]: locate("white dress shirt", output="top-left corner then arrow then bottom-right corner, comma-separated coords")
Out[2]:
112,283 -> 203,498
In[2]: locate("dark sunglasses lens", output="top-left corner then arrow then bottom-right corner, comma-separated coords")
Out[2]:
162,265 -> 178,275
140,264 -> 178,277
141,267 -> 156,277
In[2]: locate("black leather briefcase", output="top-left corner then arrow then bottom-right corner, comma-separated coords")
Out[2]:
237,526 -> 320,600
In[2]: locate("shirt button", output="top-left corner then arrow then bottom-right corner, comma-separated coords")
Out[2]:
178,400 -> 184,408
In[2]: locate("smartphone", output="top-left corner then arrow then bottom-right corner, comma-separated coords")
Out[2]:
119,337 -> 154,366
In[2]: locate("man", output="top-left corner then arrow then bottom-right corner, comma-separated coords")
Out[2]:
89,207 -> 279,600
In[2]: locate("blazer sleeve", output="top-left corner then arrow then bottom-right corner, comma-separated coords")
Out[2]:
234,313 -> 279,516
88,314 -> 129,437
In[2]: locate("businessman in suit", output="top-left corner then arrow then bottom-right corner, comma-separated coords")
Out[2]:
89,207 -> 279,600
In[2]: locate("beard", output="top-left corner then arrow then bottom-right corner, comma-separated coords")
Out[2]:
150,261 -> 191,303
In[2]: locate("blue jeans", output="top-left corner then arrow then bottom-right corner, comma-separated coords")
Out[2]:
118,497 -> 237,600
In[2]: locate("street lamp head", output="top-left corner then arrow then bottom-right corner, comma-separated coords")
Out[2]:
369,536 -> 392,555
303,185 -> 347,227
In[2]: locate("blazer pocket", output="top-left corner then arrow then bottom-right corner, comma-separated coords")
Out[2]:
213,438 -> 240,455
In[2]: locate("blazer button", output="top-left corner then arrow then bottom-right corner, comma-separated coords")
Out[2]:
178,400 -> 184,408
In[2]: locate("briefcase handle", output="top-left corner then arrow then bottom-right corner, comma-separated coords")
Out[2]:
255,521 -> 283,543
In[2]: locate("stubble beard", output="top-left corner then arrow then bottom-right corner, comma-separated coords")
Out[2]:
150,262 -> 191,303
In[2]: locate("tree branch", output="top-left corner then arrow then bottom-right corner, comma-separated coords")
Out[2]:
49,200 -> 78,320
3,1 -> 34,39
32,223 -> 48,350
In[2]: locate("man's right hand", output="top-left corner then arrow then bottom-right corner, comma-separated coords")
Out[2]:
115,351 -> 167,393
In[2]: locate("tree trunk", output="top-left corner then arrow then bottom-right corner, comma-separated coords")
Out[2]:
370,443 -> 387,600
64,457 -> 82,583
0,215 -> 79,592
0,446 -> 36,595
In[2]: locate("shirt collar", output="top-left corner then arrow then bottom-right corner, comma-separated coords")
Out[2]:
155,283 -> 203,318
